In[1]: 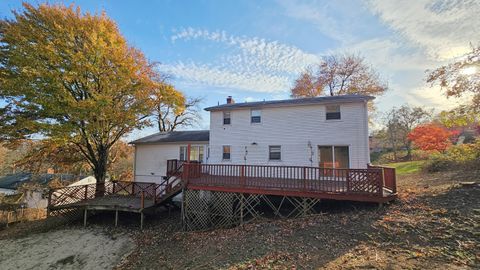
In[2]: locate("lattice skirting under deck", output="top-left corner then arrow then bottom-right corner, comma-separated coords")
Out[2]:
182,189 -> 321,231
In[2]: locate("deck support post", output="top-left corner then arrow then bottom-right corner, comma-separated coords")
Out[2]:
115,210 -> 119,227
140,212 -> 144,229
181,188 -> 186,231
83,208 -> 88,227
240,194 -> 244,226
302,198 -> 308,216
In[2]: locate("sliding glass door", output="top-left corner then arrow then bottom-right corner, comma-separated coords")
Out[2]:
318,146 -> 349,169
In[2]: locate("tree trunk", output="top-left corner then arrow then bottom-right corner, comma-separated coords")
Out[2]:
94,149 -> 109,197
406,141 -> 412,161
388,129 -> 398,162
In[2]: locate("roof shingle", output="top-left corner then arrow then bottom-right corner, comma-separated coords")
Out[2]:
130,130 -> 210,144
204,94 -> 374,111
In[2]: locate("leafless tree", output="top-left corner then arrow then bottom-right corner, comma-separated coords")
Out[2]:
154,96 -> 203,132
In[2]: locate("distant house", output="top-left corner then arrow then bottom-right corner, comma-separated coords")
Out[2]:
0,173 -> 84,209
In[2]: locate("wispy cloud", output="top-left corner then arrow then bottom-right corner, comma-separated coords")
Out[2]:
160,61 -> 291,93
163,28 -> 319,93
367,0 -> 480,60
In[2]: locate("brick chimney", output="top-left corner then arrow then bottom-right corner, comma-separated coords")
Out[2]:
226,96 -> 235,104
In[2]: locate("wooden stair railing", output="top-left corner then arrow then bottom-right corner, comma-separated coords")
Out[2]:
155,163 -> 185,204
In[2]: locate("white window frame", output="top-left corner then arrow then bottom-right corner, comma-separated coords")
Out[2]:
179,145 -> 204,162
317,145 -> 350,169
223,111 -> 231,125
268,145 -> 282,161
222,145 -> 231,161
326,105 -> 341,120
251,109 -> 262,124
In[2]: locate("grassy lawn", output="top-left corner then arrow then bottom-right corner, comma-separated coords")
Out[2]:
383,160 -> 425,175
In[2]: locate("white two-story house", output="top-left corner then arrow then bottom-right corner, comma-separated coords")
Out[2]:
131,95 -> 373,183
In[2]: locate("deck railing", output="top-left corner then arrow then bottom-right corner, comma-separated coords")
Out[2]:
48,181 -> 170,209
167,159 -> 184,177
182,163 -> 389,197
368,164 -> 397,193
167,159 -> 201,177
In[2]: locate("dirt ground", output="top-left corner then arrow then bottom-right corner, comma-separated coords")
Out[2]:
0,226 -> 134,270
0,170 -> 478,269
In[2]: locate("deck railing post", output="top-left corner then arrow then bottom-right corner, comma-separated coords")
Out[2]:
345,169 -> 351,193
303,167 -> 307,191
241,165 -> 245,187
392,168 -> 397,194
378,169 -> 384,197
112,181 -> 116,195
183,163 -> 189,186
84,185 -> 88,200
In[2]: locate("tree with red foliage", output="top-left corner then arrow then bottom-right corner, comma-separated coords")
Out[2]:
407,124 -> 458,152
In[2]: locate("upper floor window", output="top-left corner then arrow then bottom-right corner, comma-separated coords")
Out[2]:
222,145 -> 231,160
269,145 -> 281,161
223,111 -> 231,125
251,109 -> 261,123
326,105 -> 341,120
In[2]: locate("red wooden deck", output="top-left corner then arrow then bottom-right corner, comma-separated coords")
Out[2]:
181,163 -> 397,203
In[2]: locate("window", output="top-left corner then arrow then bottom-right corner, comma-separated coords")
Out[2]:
179,146 -> 204,161
326,105 -> 341,120
222,145 -> 231,160
223,111 -> 231,125
251,109 -> 261,123
269,145 -> 281,160
180,146 -> 187,161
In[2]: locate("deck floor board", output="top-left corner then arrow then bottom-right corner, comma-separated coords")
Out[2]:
49,195 -> 156,212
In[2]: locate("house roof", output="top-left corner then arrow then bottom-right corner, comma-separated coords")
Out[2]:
204,94 -> 375,111
130,130 -> 210,145
0,173 -> 78,190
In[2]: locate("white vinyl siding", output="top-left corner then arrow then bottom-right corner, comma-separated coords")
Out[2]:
209,102 -> 370,168
134,143 -> 207,183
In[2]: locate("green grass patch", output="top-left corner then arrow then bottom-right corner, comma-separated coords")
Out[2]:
382,161 -> 425,175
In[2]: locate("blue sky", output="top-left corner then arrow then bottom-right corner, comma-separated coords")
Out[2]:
1,0 -> 478,139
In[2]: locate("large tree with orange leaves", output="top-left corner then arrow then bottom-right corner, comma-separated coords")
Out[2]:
291,54 -> 388,98
0,3 -> 183,191
407,124 -> 457,152
427,45 -> 480,107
